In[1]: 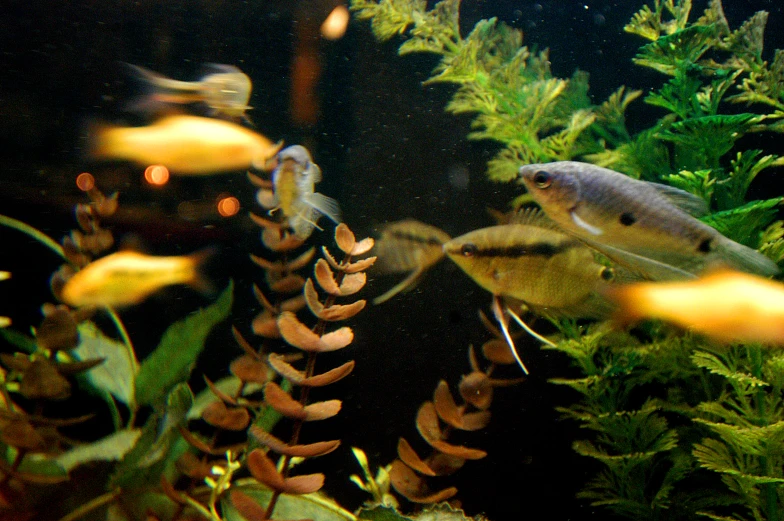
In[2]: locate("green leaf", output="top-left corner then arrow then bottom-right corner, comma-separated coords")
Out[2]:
633,25 -> 717,75
56,429 -> 142,471
222,482 -> 356,521
0,328 -> 37,354
73,321 -> 135,406
134,281 -> 233,406
700,198 -> 782,247
4,446 -> 68,479
357,505 -> 414,521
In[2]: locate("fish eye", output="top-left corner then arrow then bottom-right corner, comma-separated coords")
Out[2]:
460,243 -> 478,257
600,267 -> 615,281
533,170 -> 552,189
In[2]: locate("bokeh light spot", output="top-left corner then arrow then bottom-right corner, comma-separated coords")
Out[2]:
217,196 -> 240,217
321,5 -> 349,40
144,164 -> 170,186
76,172 -> 95,191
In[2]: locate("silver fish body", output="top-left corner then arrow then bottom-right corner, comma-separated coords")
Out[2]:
518,161 -> 779,280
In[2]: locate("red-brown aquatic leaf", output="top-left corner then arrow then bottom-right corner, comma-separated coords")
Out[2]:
204,376 -> 238,405
430,439 -> 486,460
282,473 -> 325,495
340,273 -> 367,296
317,327 -> 354,351
91,190 -> 119,216
264,382 -> 306,420
415,402 -> 443,444
250,427 -> 340,457
335,223 -> 356,254
344,256 -> 376,274
350,238 -> 374,256
20,359 -> 71,400
230,355 -> 269,384
247,448 -> 285,490
482,338 -> 517,365
247,171 -> 273,189
281,294 -> 306,312
252,311 -> 280,338
388,459 -> 457,504
318,300 -> 366,322
202,401 -> 250,431
288,247 -> 316,271
303,400 -> 342,421
397,438 -> 435,476
314,259 -> 340,294
426,452 -> 466,476
232,326 -> 262,359
63,236 -> 91,266
250,212 -> 283,231
252,284 -> 276,313
304,278 -> 323,316
267,355 -> 354,387
249,254 -> 283,272
176,452 -> 217,480
459,410 -> 492,431
261,228 -> 305,252
433,380 -> 491,431
0,419 -> 46,451
230,490 -> 268,521
0,409 -> 93,427
459,372 -> 493,410
179,427 -> 235,455
37,307 -> 80,351
322,247 -> 341,270
277,312 -> 353,352
0,353 -> 32,372
160,476 -> 187,504
270,274 -> 306,293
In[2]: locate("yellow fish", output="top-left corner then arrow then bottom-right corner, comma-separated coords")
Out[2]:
518,161 -> 779,280
372,220 -> 451,304
90,115 -> 281,175
608,270 -> 784,345
1,271 -> 10,328
60,250 -> 211,308
125,63 -> 253,122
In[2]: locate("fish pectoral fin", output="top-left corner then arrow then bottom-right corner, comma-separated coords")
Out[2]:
303,192 -> 342,224
580,237 -> 698,282
372,266 -> 425,305
491,296 -> 529,375
647,182 -> 709,217
570,210 -> 604,236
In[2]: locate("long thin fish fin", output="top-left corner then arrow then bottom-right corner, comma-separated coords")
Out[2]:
506,308 -> 557,348
647,182 -> 710,217
372,266 -> 425,305
303,192 -> 342,224
579,236 -> 698,281
714,237 -> 781,277
491,296 -> 529,375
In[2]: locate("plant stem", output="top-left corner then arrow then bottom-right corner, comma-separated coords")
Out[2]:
57,489 -> 122,521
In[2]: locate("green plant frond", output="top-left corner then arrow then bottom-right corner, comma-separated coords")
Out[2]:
691,351 -> 769,390
697,70 -> 745,116
539,110 -> 597,160
700,197 -> 782,247
759,220 -> 784,266
624,0 -> 694,42
716,150 -> 780,209
645,68 -> 704,119
696,0 -> 730,39
633,24 -> 717,76
350,0 -> 426,42
485,145 -> 538,183
723,11 -> 768,65
590,87 -> 643,146
398,0 -> 460,56
663,169 -> 715,205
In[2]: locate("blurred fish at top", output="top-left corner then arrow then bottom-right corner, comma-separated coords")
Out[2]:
519,161 -> 780,280
124,63 -> 253,123
256,145 -> 341,240
372,220 -> 451,304
89,115 -> 282,175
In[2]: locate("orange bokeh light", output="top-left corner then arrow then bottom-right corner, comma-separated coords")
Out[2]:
320,5 -> 349,40
76,172 -> 95,191
217,196 -> 240,217
144,164 -> 170,186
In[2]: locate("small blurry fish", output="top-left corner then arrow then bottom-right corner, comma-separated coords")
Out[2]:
608,270 -> 784,345
518,161 -> 779,280
0,271 -> 10,328
60,250 -> 212,308
443,210 -> 620,319
90,115 -> 282,175
124,63 -> 253,122
372,220 -> 451,304
256,145 -> 341,239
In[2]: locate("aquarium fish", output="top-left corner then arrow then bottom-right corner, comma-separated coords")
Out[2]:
90,115 -> 281,175
372,220 -> 451,304
0,271 -> 9,328
124,63 -> 253,122
518,161 -> 779,280
257,145 -> 341,239
60,250 -> 213,308
608,270 -> 784,345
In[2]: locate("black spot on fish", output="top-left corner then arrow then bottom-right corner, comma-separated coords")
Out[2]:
600,267 -> 614,281
619,212 -> 636,226
698,238 -> 713,253
461,243 -> 478,257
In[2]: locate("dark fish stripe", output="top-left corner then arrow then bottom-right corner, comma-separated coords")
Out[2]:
470,242 -> 572,258
388,230 -> 445,246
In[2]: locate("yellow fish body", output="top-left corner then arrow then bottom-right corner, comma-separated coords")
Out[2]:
443,213 -> 620,318
91,115 -> 281,175
60,250 -> 209,308
518,161 -> 779,280
608,270 -> 784,345
125,63 -> 253,121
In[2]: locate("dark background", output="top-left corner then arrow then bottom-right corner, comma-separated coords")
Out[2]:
1,1 -> 783,520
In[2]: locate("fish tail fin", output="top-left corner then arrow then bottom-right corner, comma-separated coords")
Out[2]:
715,238 -> 780,277
85,120 -> 118,161
186,247 -> 223,297
603,283 -> 649,329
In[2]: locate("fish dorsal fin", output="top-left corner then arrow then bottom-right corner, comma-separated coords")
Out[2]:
508,206 -> 561,231
647,182 -> 710,217
578,236 -> 698,282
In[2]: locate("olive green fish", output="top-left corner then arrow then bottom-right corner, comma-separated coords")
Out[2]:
443,209 -> 621,319
518,161 -> 779,280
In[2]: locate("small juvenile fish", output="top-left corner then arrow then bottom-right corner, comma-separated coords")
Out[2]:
518,161 -> 779,280
608,270 -> 784,345
90,115 -> 281,175
256,145 -> 341,239
60,250 -> 212,308
124,63 -> 253,122
372,220 -> 451,304
443,212 -> 619,319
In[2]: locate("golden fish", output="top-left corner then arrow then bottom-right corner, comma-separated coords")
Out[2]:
125,63 -> 253,121
443,214 -> 619,319
256,145 -> 341,239
607,270 -> 784,345
518,161 -> 779,280
60,250 -> 211,308
1,271 -> 10,328
90,115 -> 281,175
372,220 -> 451,304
